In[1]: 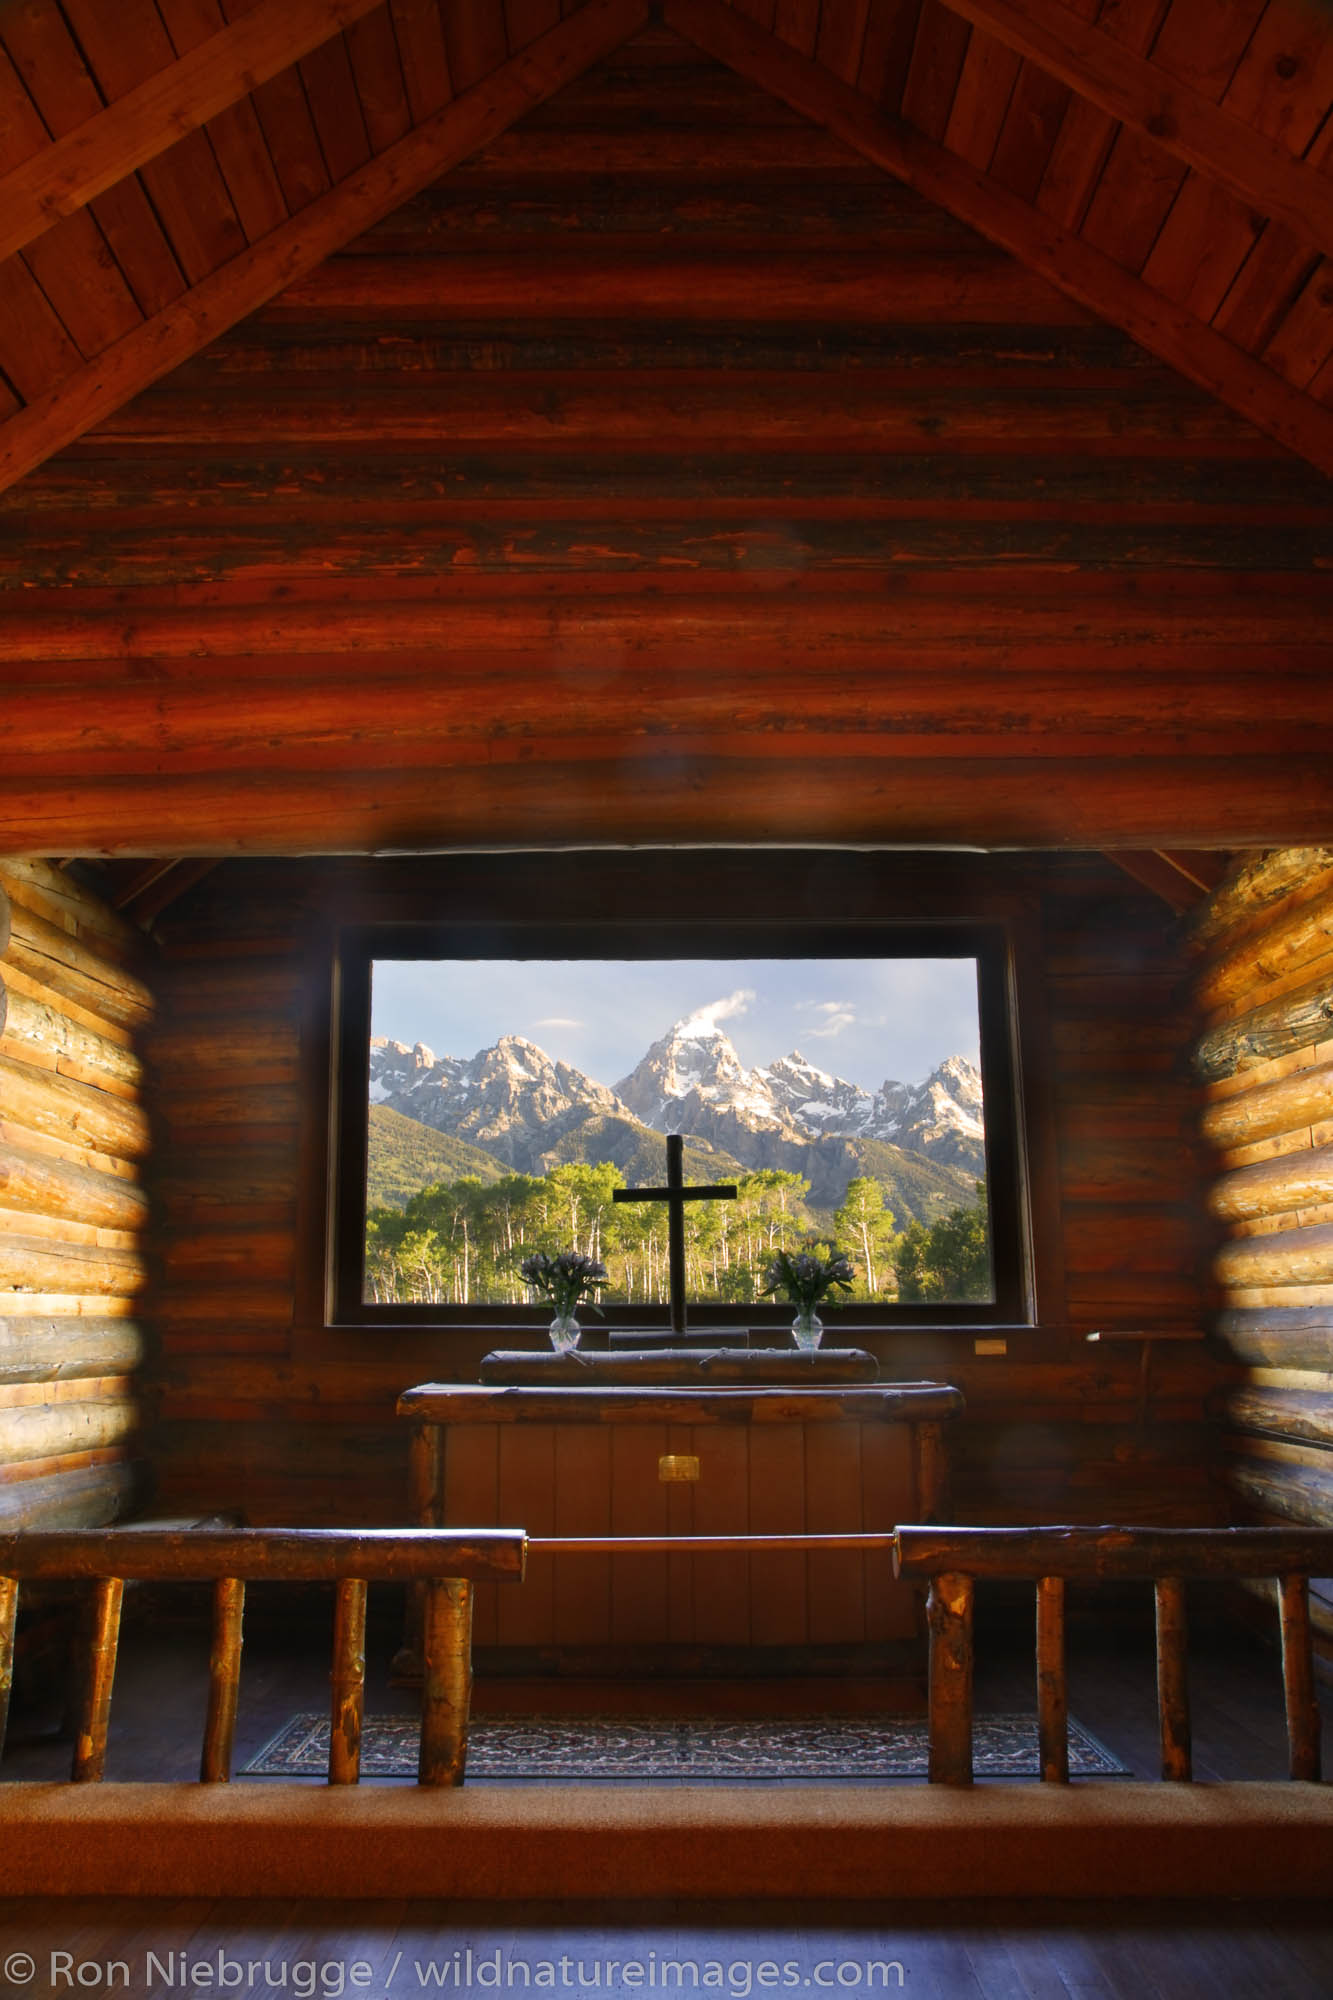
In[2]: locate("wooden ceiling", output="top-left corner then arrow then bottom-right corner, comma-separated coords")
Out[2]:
2,1 -> 1332,860
2,0 -> 1333,485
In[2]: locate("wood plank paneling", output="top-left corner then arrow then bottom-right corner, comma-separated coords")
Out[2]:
144,850 -> 1221,1582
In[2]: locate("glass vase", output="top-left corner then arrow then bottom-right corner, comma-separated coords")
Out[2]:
791,1307 -> 824,1352
548,1312 -> 582,1354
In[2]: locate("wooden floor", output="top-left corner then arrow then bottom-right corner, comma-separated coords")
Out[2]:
3,1590 -> 1331,1996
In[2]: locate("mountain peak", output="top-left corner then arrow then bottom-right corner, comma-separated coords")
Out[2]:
369,1020 -> 987,1198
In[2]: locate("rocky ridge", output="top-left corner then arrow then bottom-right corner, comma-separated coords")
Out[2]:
369,1015 -> 985,1210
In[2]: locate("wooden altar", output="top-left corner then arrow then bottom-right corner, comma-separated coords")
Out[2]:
397,1376 -> 964,1685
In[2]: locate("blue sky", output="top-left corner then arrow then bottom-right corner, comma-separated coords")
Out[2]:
370,957 -> 980,1094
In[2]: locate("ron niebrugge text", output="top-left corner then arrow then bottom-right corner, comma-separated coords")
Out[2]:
11,1950 -> 907,1994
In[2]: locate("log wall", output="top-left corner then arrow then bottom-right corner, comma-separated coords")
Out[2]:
144,851 -> 1222,1546
0,861 -> 153,1528
1194,849 -> 1333,1644
2,23 -> 1333,856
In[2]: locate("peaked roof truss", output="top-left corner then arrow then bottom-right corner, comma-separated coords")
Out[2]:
1,1 -> 1332,488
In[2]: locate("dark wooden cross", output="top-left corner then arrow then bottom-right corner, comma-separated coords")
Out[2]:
613,1133 -> 737,1334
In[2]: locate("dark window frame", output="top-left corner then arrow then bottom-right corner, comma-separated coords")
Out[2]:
328,906 -> 1034,1335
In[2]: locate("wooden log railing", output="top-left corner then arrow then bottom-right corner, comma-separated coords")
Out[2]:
893,1525 -> 1333,1789
0,1527 -> 525,1788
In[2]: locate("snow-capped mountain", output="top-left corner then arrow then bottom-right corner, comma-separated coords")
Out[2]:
370,1014 -> 986,1195
614,1017 -> 985,1175
369,1032 -> 628,1171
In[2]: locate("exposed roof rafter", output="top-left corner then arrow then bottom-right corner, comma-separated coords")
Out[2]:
0,0 -> 388,268
1104,851 -> 1228,912
664,0 -> 1333,479
944,0 -> 1333,264
0,0 -> 650,497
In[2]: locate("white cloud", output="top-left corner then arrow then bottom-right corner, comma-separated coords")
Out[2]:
677,989 -> 755,1038
807,1009 -> 857,1039
533,1017 -> 584,1029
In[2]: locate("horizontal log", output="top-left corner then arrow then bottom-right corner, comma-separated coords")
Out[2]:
154,1086 -> 300,1134
0,1375 -> 133,1411
149,1155 -> 297,1208
1196,885 -> 1333,1016
8,585 -> 1333,665
1226,1457 -> 1333,1530
0,861 -> 140,952
90,377 -> 1261,450
157,1329 -> 289,1356
1211,1308 -> 1333,1371
0,960 -> 137,1058
0,1459 -> 138,1530
1215,1226 -> 1333,1292
0,984 -> 144,1090
15,522 -> 1333,590
0,1399 -> 139,1466
1063,1210 -> 1207,1276
1058,1136 -> 1208,1204
1202,1063 -> 1333,1152
1193,973 -> 1333,1085
0,1236 -> 148,1298
266,179 -> 992,251
893,1524 -> 1333,1580
0,1140 -> 149,1232
160,1231 -> 295,1283
22,445 -> 1333,515
2,900 -> 154,1031
9,663 -> 1333,771
1225,1389 -> 1333,1451
201,247 -> 1087,322
1209,1146 -> 1333,1225
400,1384 -> 967,1425
158,1287 -> 293,1327
1190,851 -> 1333,952
0,1317 -> 147,1384
0,1054 -> 152,1159
146,1021 -> 300,1073
1225,1286 -> 1333,1312
0,1527 -> 527,1584
4,757 -> 1333,855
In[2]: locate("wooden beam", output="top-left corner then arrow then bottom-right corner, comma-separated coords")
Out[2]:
941,0 -> 1333,264
662,0 -> 1333,481
1104,851 -> 1217,912
111,860 -> 219,927
0,0 -> 649,495
0,0 -> 388,267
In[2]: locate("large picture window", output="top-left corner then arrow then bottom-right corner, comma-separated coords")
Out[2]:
329,884 -> 1031,1332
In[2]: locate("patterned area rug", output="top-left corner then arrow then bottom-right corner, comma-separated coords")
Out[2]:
243,1713 -> 1129,1780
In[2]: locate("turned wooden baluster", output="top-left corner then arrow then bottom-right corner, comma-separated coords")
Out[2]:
1035,1575 -> 1069,1783
72,1576 -> 124,1782
200,1576 -> 246,1782
1154,1577 -> 1191,1782
1278,1574 -> 1321,1782
926,1571 -> 974,1786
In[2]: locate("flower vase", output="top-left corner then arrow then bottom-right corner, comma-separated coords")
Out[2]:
791,1307 -> 824,1352
548,1312 -> 582,1354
